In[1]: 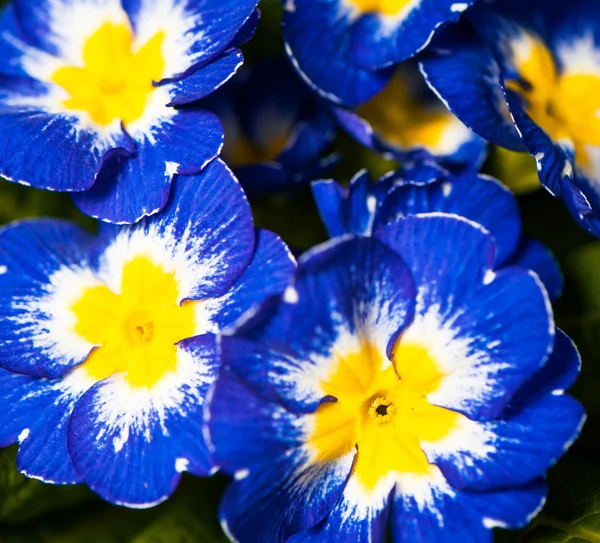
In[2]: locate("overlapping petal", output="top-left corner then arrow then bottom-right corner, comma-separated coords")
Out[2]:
376,215 -> 554,420
224,237 -> 415,412
0,0 -> 259,223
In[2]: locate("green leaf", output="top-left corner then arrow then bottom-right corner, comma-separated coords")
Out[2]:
0,178 -> 95,229
132,475 -> 229,543
132,501 -> 228,543
0,447 -> 93,525
485,146 -> 540,195
0,503 -> 155,543
516,464 -> 600,543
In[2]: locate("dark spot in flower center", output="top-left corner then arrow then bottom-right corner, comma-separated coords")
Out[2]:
376,404 -> 389,416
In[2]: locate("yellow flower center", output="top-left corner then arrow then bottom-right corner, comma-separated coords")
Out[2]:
357,70 -> 456,151
72,256 -> 198,388
51,22 -> 166,127
308,341 -> 463,491
505,36 -> 600,176
346,0 -> 414,16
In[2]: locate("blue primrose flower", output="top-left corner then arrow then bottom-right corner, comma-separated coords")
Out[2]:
207,214 -> 585,543
330,61 -> 487,172
203,58 -> 339,197
0,0 -> 260,224
420,0 -> 600,237
312,161 -> 563,301
0,159 -> 295,507
282,0 -> 477,107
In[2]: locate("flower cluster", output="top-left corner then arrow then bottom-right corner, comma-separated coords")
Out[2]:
0,0 -> 591,542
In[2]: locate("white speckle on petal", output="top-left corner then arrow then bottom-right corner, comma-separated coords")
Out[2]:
18,428 -> 30,443
284,286 -> 299,304
451,3 -> 469,12
165,161 -> 179,177
175,457 -> 189,472
483,518 -> 509,529
483,270 -> 495,285
534,152 -> 544,171
0,265 -> 7,274
234,468 -> 250,480
366,195 -> 377,213
442,182 -> 452,197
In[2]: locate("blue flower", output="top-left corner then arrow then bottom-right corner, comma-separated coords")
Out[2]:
420,0 -> 600,237
330,61 -> 487,171
282,0 -> 477,107
0,159 -> 295,507
0,0 -> 259,224
203,58 -> 339,197
312,162 -> 563,300
206,215 -> 584,542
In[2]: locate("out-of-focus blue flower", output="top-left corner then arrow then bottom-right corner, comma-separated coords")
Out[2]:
206,214 -> 584,543
0,0 -> 260,223
0,159 -> 295,507
282,0 -> 478,107
312,161 -> 563,301
204,58 -> 338,197
420,0 -> 600,237
330,61 -> 487,171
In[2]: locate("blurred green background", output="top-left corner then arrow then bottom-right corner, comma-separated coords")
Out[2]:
3,0 -> 600,541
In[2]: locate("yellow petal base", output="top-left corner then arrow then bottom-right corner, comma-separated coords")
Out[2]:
51,22 -> 166,127
72,256 -> 198,388
506,36 -> 600,176
308,340 -> 462,492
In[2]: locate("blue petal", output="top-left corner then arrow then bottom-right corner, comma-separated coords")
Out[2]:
561,176 -> 600,238
278,112 -> 336,175
123,0 -> 259,82
376,215 -> 554,420
350,0 -> 476,69
72,109 -> 223,223
167,48 -> 244,107
164,335 -> 222,477
504,237 -> 563,301
374,174 -> 522,267
0,368 -> 84,484
11,0 -> 64,56
219,446 -> 354,543
312,179 -> 351,238
210,229 -> 296,330
0,77 -> 133,192
210,360 -> 354,543
509,329 -> 581,411
312,164 -> 457,239
0,5 -> 35,77
419,23 -> 526,152
230,8 -> 260,47
504,88 -> 572,198
226,237 -> 416,412
0,219 -> 95,378
392,472 -> 546,543
67,335 -> 220,507
331,64 -> 488,170
207,362 -> 308,474
288,491 -> 390,543
312,171 -> 379,238
90,159 -> 255,301
331,106 -> 378,149
467,4 -> 571,196
424,393 -> 584,491
283,0 -> 392,106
